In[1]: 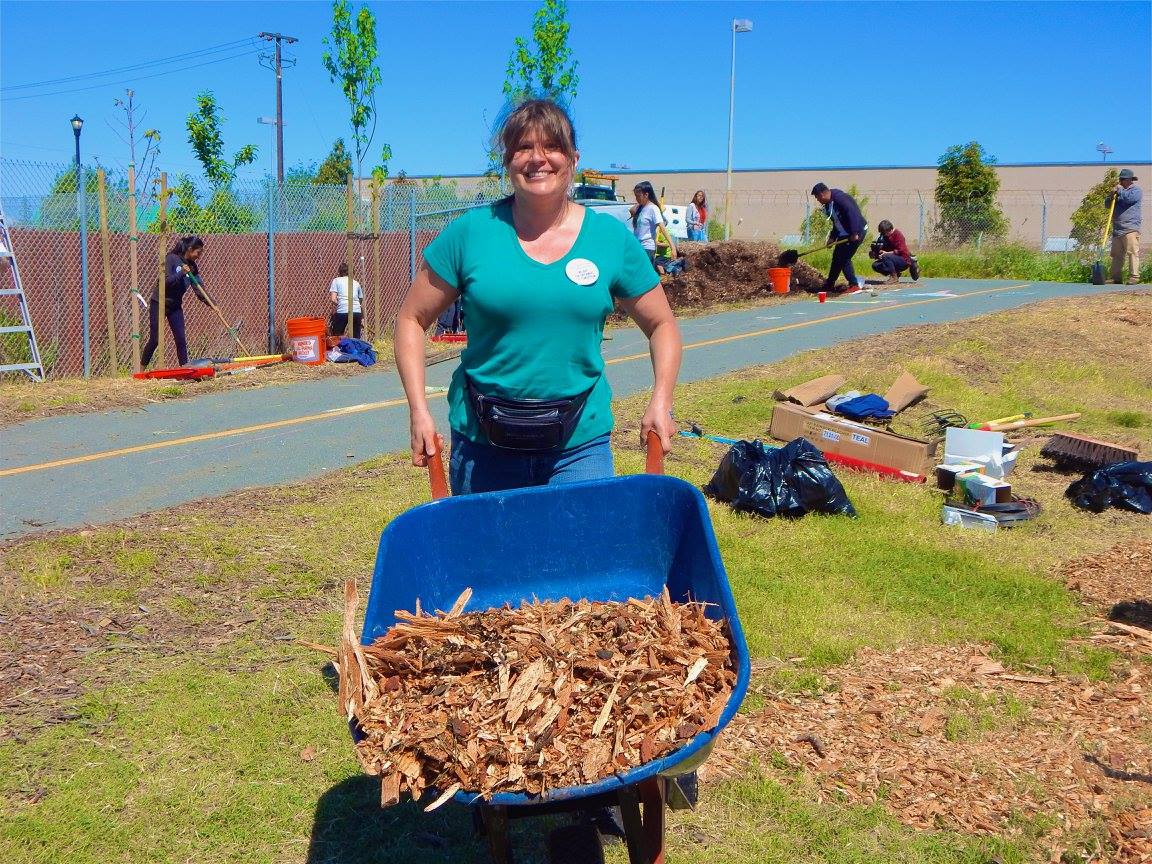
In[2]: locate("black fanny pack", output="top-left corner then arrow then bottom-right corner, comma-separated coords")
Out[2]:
466,376 -> 593,452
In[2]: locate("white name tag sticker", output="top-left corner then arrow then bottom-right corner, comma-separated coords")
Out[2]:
565,258 -> 600,286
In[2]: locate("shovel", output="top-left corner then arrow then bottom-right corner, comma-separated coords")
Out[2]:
190,275 -> 251,355
1091,193 -> 1118,285
778,237 -> 852,267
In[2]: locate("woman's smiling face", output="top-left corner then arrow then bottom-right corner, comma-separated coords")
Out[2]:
507,127 -> 576,201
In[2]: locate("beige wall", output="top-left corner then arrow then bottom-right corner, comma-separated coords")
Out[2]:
383,162 -> 1151,247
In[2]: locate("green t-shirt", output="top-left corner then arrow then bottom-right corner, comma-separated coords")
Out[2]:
423,200 -> 659,448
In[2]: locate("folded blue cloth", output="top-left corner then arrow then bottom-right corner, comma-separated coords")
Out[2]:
833,393 -> 895,421
334,337 -> 377,367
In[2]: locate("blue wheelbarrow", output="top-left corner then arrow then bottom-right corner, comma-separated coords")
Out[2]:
356,437 -> 751,864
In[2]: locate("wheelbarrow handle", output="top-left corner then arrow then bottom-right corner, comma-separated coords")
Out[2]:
645,430 -> 664,475
426,435 -> 449,500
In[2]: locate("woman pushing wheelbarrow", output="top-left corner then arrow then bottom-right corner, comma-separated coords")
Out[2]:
393,98 -> 682,493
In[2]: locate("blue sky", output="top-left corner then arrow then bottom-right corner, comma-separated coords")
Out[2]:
1,0 -> 1149,185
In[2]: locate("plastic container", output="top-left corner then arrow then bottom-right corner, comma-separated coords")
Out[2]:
767,267 -> 791,294
285,317 -> 327,365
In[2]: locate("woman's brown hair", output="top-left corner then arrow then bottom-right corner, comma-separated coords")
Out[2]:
498,99 -> 578,169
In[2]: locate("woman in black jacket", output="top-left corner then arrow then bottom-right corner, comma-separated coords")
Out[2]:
141,236 -> 210,367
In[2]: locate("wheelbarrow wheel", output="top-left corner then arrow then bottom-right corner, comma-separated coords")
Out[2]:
547,824 -> 605,864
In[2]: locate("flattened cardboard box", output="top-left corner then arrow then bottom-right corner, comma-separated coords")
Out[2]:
769,402 -> 936,477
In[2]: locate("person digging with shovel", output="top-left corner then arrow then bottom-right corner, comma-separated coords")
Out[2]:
141,235 -> 210,368
810,182 -> 867,294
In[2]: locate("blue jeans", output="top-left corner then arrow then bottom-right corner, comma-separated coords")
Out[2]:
688,227 -> 706,241
449,431 -> 614,495
871,254 -> 908,276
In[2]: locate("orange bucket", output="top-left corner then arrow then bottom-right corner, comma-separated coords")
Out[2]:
768,267 -> 791,294
285,316 -> 327,365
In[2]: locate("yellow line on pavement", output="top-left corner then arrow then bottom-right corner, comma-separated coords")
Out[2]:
2,283 -> 1030,478
0,396 -> 421,477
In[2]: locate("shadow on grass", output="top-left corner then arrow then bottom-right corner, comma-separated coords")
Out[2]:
308,776 -> 492,864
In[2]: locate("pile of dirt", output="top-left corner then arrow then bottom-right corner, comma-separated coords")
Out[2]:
662,241 -> 825,309
705,644 -> 1151,861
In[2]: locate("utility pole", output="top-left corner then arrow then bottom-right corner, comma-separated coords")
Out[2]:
258,31 -> 298,185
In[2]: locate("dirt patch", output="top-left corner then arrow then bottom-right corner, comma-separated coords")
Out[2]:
706,644 -> 1152,861
661,241 -> 826,309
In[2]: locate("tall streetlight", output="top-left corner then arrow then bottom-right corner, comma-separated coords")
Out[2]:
71,114 -> 90,378
1096,142 -> 1113,162
724,19 -> 753,241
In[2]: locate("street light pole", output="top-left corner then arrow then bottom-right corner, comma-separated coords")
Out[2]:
724,19 -> 752,241
72,114 -> 90,378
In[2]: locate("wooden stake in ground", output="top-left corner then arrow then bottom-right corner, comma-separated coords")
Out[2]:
370,180 -> 381,343
127,162 -> 140,373
96,169 -> 118,374
154,172 -> 169,368
344,173 -> 355,339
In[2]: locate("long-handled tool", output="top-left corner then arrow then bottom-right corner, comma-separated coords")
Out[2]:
984,412 -> 1081,432
778,237 -> 852,267
189,274 -> 250,355
1091,193 -> 1118,285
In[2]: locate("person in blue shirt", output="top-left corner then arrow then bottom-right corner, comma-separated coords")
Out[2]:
811,183 -> 867,293
393,99 -> 682,495
1109,168 -> 1142,285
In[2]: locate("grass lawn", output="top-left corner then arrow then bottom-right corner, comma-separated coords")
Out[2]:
1,294 -> 1149,864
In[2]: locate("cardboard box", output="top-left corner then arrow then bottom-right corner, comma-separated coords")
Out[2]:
769,402 -> 936,479
960,473 -> 1012,505
935,461 -> 985,492
943,428 -> 1019,479
884,372 -> 929,414
773,374 -> 846,407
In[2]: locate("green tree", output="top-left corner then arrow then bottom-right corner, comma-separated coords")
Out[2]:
41,166 -> 127,230
159,175 -> 260,235
314,138 -> 353,185
1069,168 -> 1120,248
502,0 -> 579,102
934,142 -> 1007,245
322,0 -> 389,180
798,185 -> 871,245
185,92 -> 257,188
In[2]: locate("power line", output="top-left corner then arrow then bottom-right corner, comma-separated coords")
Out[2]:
0,38 -> 257,92
1,49 -> 264,102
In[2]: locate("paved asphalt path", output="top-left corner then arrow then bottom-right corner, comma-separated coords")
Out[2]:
2,278 -> 1146,540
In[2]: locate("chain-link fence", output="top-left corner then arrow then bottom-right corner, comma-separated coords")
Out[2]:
0,155 -> 1114,380
0,157 -> 505,379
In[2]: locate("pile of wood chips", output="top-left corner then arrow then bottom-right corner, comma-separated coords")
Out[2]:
335,580 -> 735,811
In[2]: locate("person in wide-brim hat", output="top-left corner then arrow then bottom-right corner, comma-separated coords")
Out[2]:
1109,169 -> 1142,284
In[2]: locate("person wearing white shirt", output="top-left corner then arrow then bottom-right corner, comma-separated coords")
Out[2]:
329,263 -> 364,339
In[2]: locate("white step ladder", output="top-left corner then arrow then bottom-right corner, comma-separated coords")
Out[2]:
0,204 -> 45,381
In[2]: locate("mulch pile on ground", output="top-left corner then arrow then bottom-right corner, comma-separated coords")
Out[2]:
705,643 -> 1151,861
336,582 -> 735,809
662,241 -> 825,309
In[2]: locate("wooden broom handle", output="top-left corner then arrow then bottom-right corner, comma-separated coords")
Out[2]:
426,435 -> 449,500
645,430 -> 665,475
987,413 -> 1081,432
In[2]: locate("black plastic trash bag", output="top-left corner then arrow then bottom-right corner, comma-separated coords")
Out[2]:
703,438 -> 856,519
1066,460 -> 1152,514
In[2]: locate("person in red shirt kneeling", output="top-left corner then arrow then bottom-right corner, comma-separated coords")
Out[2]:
870,220 -> 920,285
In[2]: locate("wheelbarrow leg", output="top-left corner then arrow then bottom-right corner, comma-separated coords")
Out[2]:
479,804 -> 514,864
639,778 -> 667,864
617,786 -> 649,864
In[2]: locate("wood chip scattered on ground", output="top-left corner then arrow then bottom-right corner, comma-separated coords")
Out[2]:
335,581 -> 735,808
705,644 -> 1152,861
1060,539 -> 1152,608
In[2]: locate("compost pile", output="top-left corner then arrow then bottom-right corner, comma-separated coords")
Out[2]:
662,240 -> 825,308
336,582 -> 735,809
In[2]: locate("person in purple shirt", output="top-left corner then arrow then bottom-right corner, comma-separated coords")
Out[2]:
811,183 -> 868,292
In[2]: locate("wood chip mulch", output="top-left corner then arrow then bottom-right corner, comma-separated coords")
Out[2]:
705,644 -> 1152,862
335,581 -> 735,810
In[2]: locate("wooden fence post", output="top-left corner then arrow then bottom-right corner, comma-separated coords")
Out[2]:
96,169 -> 118,374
